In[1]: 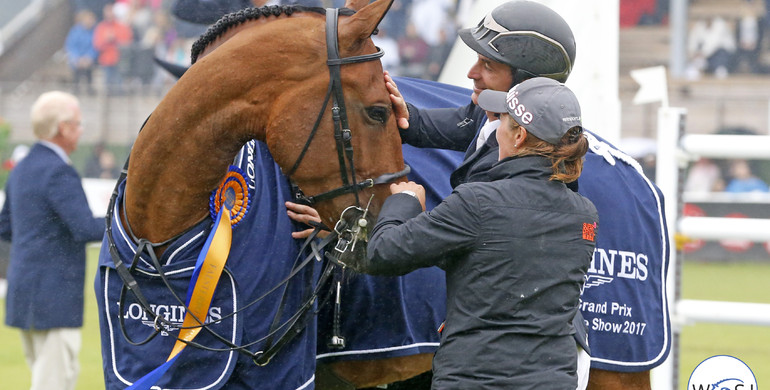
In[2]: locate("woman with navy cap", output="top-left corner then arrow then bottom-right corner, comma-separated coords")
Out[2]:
357,77 -> 599,389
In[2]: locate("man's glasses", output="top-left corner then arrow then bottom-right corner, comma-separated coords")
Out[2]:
63,120 -> 82,128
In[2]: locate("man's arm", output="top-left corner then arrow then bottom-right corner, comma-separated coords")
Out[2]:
386,72 -> 484,151
47,165 -> 104,243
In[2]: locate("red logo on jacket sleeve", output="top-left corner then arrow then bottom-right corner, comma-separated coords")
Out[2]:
582,222 -> 596,242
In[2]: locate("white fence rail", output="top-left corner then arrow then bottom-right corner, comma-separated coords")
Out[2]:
678,217 -> 770,241
677,300 -> 770,327
652,108 -> 770,389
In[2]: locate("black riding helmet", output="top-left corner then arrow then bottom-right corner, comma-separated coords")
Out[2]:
458,0 -> 576,83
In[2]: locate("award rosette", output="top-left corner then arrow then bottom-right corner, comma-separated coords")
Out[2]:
210,165 -> 251,227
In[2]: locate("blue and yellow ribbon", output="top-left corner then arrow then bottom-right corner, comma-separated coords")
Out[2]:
127,166 -> 249,389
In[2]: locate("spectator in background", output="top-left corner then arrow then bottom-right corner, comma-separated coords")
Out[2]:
143,9 -> 178,93
116,0 -> 160,88
372,27 -> 401,75
410,0 -> 455,47
618,137 -> 658,181
398,22 -> 430,78
93,3 -> 133,94
2,145 -> 30,172
424,27 -> 454,80
72,0 -> 112,19
84,143 -> 120,179
734,3 -> 768,74
65,9 -> 99,95
688,16 -> 737,79
380,0 -> 411,40
0,91 -> 104,390
725,158 -> 770,192
685,157 -> 724,193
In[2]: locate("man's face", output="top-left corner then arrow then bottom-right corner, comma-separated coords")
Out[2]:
467,53 -> 514,105
59,106 -> 83,154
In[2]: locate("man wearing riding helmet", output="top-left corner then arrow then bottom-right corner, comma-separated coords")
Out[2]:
387,1 -> 657,389
389,0 -> 575,189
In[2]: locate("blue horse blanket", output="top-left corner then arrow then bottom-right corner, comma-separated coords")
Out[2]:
577,132 -> 671,371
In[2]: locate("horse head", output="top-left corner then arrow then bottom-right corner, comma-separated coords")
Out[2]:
124,0 -> 404,263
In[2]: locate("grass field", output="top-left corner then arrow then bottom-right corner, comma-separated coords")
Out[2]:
1,248 -> 768,389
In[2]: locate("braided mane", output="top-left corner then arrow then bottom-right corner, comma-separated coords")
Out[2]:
191,5 -> 356,64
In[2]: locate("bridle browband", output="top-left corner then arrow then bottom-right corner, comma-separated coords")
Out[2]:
105,7 -> 409,370
286,8 -> 410,207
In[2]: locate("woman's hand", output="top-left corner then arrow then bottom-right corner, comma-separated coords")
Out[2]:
385,71 -> 409,130
285,201 -> 329,239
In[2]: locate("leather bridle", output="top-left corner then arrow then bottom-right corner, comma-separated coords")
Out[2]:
286,8 -> 410,208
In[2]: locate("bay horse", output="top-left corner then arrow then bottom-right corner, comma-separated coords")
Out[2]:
95,0 -> 430,389
126,0 -> 404,244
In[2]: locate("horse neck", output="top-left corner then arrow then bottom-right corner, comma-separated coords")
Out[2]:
124,69 -> 275,243
123,14 -> 332,244
124,11 -> 350,245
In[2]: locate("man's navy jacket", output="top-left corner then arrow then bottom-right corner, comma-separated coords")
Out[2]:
0,143 -> 103,330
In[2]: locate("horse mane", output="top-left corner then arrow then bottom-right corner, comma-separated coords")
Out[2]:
191,5 -> 357,64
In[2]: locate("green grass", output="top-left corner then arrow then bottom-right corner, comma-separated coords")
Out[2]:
678,261 -> 770,388
1,251 -> 768,389
1,245 -> 105,390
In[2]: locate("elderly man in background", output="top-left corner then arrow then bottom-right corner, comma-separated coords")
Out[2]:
0,91 -> 104,390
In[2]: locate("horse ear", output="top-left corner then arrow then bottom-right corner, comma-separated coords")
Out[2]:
338,0 -> 394,45
343,0 -> 370,11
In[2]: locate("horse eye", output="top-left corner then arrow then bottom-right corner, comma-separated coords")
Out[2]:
365,106 -> 389,124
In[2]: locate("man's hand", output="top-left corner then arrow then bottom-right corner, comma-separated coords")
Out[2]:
385,71 -> 409,130
390,182 -> 426,211
285,201 -> 329,239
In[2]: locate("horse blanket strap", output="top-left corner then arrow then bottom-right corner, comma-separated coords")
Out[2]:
254,229 -> 341,366
126,207 -> 233,390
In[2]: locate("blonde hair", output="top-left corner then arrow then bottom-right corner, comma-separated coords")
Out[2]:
30,91 -> 79,140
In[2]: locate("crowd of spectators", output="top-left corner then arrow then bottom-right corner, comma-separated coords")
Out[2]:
684,0 -> 770,79
618,0 -> 770,79
684,127 -> 770,194
65,0 -> 465,95
66,0 -> 188,95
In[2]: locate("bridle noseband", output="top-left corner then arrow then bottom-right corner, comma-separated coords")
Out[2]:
286,8 -> 410,208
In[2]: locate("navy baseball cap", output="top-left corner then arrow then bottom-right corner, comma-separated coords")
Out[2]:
477,77 -> 582,144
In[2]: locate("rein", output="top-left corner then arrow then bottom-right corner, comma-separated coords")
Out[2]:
105,7 -> 408,375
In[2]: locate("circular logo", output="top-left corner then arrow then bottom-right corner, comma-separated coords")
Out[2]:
688,355 -> 757,390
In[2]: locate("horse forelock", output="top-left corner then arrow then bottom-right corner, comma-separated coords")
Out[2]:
190,5 -> 357,64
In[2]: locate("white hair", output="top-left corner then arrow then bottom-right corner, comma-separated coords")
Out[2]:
29,91 -> 79,140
